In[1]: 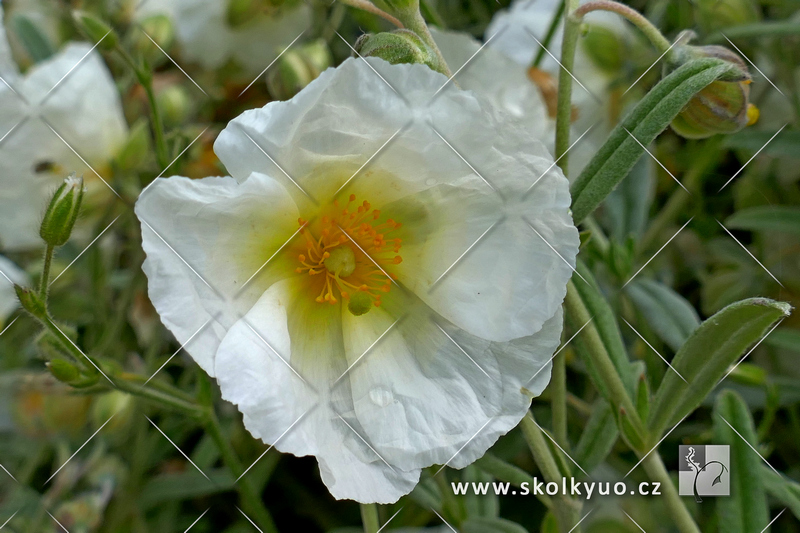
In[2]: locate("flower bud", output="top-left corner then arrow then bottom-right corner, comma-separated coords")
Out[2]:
266,40 -> 333,101
354,30 -> 439,72
40,173 -> 84,247
15,285 -> 46,318
133,14 -> 175,64
580,23 -> 625,74
73,11 -> 119,52
695,0 -> 760,34
665,34 -> 758,139
47,358 -> 80,383
157,85 -> 193,127
115,119 -> 152,173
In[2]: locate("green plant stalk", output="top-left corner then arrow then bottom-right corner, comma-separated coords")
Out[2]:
204,407 -> 279,533
397,7 -> 453,77
552,351 -> 568,446
337,0 -> 404,28
639,139 -> 722,252
521,413 -> 583,533
360,503 -> 380,533
39,244 -> 54,301
554,0 -> 581,176
573,1 -> 671,53
564,281 -> 645,437
533,0 -> 566,68
641,452 -> 701,533
115,47 -> 169,169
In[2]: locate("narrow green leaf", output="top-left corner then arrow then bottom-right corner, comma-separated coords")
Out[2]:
462,465 -> 499,518
723,130 -> 800,159
648,298 -> 791,437
626,279 -> 700,352
462,517 -> 529,533
714,390 -> 770,533
474,453 -> 538,489
761,466 -> 800,519
140,468 -> 234,508
603,155 -> 654,240
570,261 -> 636,395
570,57 -> 739,224
573,399 -> 618,474
726,206 -> 800,236
10,14 -> 55,63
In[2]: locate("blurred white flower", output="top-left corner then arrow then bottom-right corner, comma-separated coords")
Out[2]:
0,254 -> 26,325
486,0 -> 636,174
136,0 -> 312,74
0,11 -> 128,250
136,57 -> 578,503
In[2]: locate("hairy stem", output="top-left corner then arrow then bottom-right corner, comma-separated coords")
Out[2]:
641,452 -> 701,533
360,503 -> 380,533
573,0 -> 671,53
337,0 -> 404,28
554,0 -> 581,176
39,244 -> 54,302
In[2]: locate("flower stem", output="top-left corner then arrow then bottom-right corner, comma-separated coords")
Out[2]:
573,0 -> 671,54
641,452 -> 701,533
115,47 -> 169,169
551,349 -> 568,446
533,0 -> 566,68
198,374 -> 279,533
337,0 -> 404,28
521,412 -> 583,533
39,244 -> 54,302
360,503 -> 380,533
554,0 -> 581,176
399,8 -> 453,77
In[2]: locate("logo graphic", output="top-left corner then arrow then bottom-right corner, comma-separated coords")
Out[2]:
678,445 -> 730,502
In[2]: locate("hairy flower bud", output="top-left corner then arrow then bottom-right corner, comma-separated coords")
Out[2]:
47,359 -> 80,384
73,11 -> 119,52
354,30 -> 439,72
580,23 -> 625,74
40,174 -> 84,247
665,33 -> 758,139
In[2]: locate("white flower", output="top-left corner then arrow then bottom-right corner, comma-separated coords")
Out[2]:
0,255 -> 27,325
136,0 -> 312,74
486,0 -> 635,175
136,57 -> 578,503
0,14 -> 128,250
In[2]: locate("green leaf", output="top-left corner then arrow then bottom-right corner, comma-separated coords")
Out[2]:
570,57 -> 740,224
765,328 -> 800,353
474,453 -> 538,489
626,279 -> 700,352
648,298 -> 791,437
602,155 -> 654,241
723,130 -> 800,159
714,390 -> 770,533
462,465 -> 499,519
573,400 -> 619,474
139,468 -> 235,508
726,206 -> 800,235
10,14 -> 55,63
761,466 -> 800,519
461,517 -> 529,533
569,261 -> 636,396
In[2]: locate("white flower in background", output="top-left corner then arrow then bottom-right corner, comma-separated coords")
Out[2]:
486,0 -> 635,174
0,255 -> 27,325
136,0 -> 312,74
0,11 -> 128,250
136,57 -> 578,503
430,28 -> 551,143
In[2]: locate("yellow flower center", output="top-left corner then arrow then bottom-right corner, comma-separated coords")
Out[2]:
295,195 -> 403,312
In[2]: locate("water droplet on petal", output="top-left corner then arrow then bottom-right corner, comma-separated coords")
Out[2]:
369,387 -> 394,407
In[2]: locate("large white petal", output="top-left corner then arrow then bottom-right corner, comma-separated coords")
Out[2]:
214,279 -> 420,503
135,173 -> 299,375
344,297 -> 562,471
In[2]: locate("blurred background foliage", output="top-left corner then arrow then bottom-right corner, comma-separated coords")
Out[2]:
0,0 -> 799,531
